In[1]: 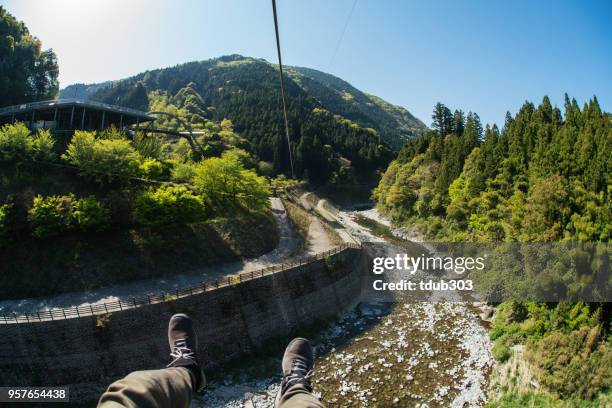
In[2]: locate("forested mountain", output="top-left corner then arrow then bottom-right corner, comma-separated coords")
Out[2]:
60,82 -> 111,100
374,95 -> 611,405
287,66 -> 426,148
375,95 -> 610,242
60,55 -> 426,183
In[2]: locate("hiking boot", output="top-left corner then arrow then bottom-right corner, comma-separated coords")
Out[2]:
275,338 -> 315,406
167,313 -> 206,392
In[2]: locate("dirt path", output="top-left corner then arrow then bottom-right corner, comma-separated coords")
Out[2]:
306,217 -> 331,255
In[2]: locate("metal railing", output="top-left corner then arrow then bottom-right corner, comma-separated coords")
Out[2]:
0,243 -> 361,325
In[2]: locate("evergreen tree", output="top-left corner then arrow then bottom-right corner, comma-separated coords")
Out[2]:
375,95 -> 609,243
453,109 -> 465,136
462,112 -> 480,158
431,102 -> 454,136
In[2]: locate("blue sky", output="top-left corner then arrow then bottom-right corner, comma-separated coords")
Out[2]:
2,0 -> 610,128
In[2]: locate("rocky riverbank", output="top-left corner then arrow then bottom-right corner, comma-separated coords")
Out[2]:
194,207 -> 494,407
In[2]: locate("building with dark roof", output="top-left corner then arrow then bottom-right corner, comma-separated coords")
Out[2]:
0,99 -> 155,132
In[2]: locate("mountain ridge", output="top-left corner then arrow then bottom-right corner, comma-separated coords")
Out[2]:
61,55 -> 427,148
59,55 -> 425,181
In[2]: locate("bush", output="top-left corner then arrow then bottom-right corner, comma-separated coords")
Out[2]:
492,338 -> 513,363
98,126 -> 128,141
62,131 -> 142,181
486,390 -> 612,408
31,129 -> 56,161
28,194 -> 75,238
222,148 -> 255,168
526,326 -> 612,399
73,196 -> 111,232
133,132 -> 166,159
0,122 -> 33,162
62,130 -> 95,163
91,139 -> 141,179
139,158 -> 165,179
133,185 -> 205,226
0,123 -> 57,163
28,194 -> 110,237
257,161 -> 274,177
193,155 -> 269,213
170,161 -> 196,183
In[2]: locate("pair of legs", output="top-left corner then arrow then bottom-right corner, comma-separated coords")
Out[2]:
98,314 -> 324,408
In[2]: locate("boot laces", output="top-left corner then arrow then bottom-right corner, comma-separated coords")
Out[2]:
168,339 -> 195,366
282,359 -> 313,391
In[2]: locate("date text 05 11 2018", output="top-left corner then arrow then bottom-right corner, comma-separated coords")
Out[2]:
0,387 -> 69,402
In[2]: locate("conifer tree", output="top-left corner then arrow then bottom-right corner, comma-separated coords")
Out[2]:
431,102 -> 454,136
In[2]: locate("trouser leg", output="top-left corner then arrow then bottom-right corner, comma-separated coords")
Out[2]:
276,383 -> 325,408
97,367 -> 194,408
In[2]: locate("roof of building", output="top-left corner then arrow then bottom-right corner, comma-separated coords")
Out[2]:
0,99 -> 155,121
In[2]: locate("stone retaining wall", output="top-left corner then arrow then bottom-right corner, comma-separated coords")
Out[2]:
0,247 -> 364,402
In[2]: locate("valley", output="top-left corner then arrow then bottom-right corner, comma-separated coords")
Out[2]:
197,200 -> 493,408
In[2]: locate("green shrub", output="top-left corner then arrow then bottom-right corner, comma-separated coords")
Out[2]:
170,161 -> 196,183
28,194 -> 75,238
62,131 -> 142,181
133,185 -> 205,226
492,338 -> 513,363
486,390 -> 612,408
97,125 -> 128,140
491,302 -> 603,345
133,132 -> 166,159
91,138 -> 141,178
0,124 -> 57,163
28,194 -> 110,237
73,196 -> 111,232
31,129 -> 56,161
139,158 -> 165,179
258,161 -> 274,177
526,326 -> 612,400
0,122 -> 33,162
193,155 -> 269,213
222,148 -> 255,168
62,130 -> 95,163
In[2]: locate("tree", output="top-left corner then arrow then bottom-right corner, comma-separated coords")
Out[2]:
62,131 -> 142,182
192,155 -> 269,213
431,102 -> 454,136
133,186 -> 205,226
0,7 -> 59,105
92,56 -> 396,182
0,122 -> 56,162
453,109 -> 465,136
462,112 -> 481,159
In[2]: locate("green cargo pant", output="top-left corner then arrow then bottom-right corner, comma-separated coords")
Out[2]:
97,367 -> 324,408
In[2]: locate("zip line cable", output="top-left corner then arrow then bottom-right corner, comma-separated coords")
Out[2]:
271,0 -> 295,179
329,0 -> 358,69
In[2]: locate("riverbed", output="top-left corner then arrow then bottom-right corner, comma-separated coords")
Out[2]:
195,207 -> 493,407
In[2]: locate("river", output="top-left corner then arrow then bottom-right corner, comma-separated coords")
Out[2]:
196,206 -> 493,408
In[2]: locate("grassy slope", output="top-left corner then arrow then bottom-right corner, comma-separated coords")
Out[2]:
0,211 -> 278,299
0,164 -> 279,299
